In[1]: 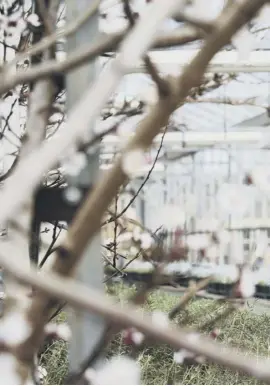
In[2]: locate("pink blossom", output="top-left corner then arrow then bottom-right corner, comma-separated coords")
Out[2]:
122,328 -> 145,346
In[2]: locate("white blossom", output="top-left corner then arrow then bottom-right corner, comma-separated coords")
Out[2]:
132,331 -> 145,345
63,152 -> 87,177
130,246 -> 138,255
0,310 -> 31,346
122,149 -> 146,178
0,12 -> 26,41
0,11 -> 26,40
123,328 -> 145,346
17,19 -> 27,34
0,353 -> 21,385
151,311 -> 169,328
93,356 -> 141,385
44,323 -> 71,341
130,328 -> 145,346
186,234 -> 210,251
113,93 -> 126,110
84,368 -> 96,384
56,324 -> 72,341
173,349 -> 194,364
118,232 -> 133,243
210,328 -> 221,339
0,14 -> 7,31
232,27 -> 257,61
125,95 -> 134,104
64,186 -> 82,204
110,107 -> 117,116
6,17 -> 26,37
140,232 -> 153,250
133,226 -> 142,242
27,13 -> 41,27
130,99 -> 140,109
35,366 -> 47,383
239,267 -> 255,298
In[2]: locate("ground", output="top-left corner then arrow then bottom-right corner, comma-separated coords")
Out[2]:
41,283 -> 270,385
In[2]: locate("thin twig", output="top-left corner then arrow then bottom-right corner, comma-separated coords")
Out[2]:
0,155 -> 19,182
102,127 -> 167,226
0,26 -> 201,96
39,222 -> 61,269
112,193 -> 118,267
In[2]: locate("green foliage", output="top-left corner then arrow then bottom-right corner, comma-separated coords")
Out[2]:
42,283 -> 270,385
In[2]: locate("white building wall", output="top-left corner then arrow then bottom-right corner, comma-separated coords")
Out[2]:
138,146 -> 270,264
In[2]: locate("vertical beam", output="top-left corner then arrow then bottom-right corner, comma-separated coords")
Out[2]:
66,0 -> 105,371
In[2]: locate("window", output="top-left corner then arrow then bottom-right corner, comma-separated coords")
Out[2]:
267,229 -> 270,246
243,230 -> 250,240
188,216 -> 194,230
244,243 -> 250,252
243,230 -> 250,255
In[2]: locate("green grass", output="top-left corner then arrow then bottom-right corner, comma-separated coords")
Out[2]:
41,283 -> 270,385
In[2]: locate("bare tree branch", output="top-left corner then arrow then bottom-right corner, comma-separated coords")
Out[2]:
0,26 -> 201,96
103,126 -> 167,226
123,0 -> 170,96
